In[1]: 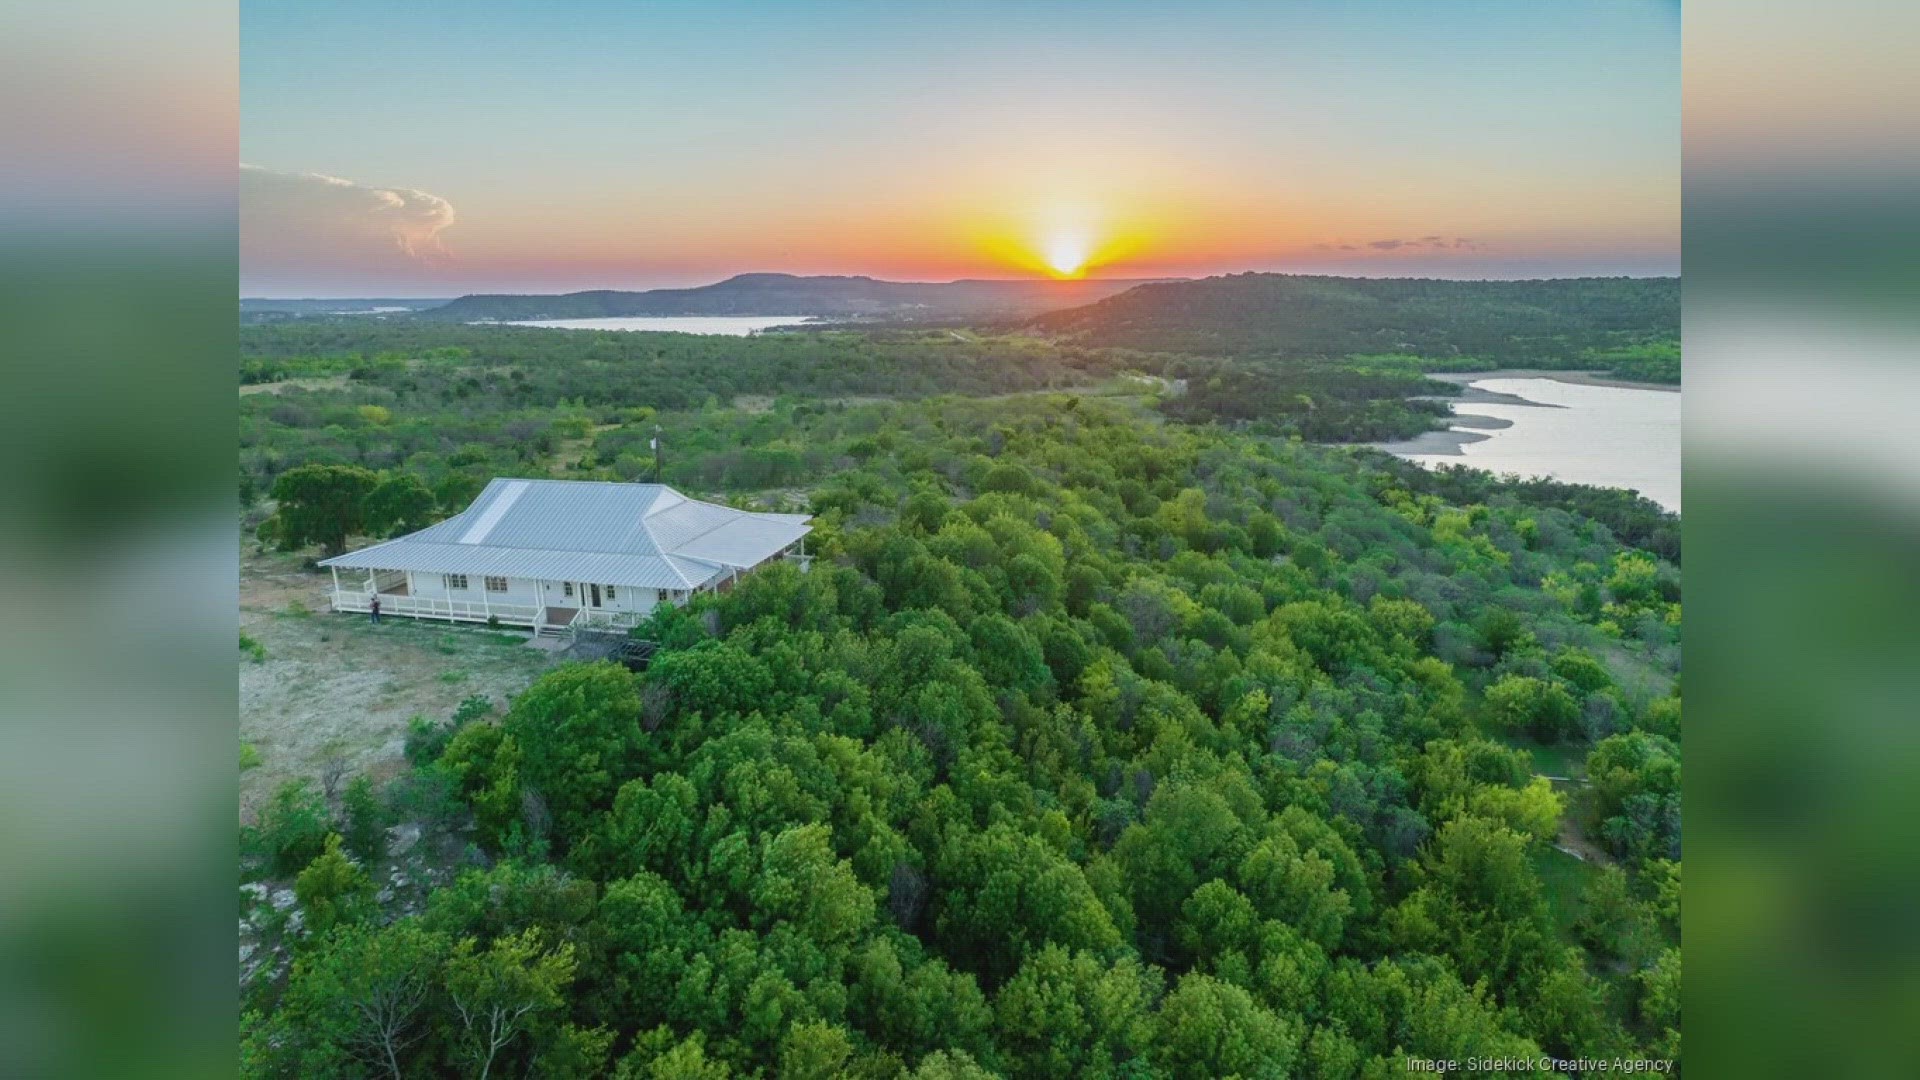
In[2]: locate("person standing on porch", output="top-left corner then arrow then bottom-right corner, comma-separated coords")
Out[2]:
369,595 -> 381,624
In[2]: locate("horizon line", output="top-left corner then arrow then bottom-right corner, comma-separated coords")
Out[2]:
242,267 -> 1683,301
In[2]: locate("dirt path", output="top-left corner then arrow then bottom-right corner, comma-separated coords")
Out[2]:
239,545 -> 557,821
239,375 -> 352,395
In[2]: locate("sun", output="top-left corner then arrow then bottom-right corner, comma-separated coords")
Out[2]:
1044,234 -> 1090,278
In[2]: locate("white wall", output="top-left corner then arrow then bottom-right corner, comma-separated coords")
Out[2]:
404,572 -> 670,616
408,572 -> 541,609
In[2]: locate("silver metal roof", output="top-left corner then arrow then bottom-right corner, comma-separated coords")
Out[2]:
321,479 -> 810,589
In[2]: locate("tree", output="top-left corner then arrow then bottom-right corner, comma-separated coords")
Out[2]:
502,662 -> 645,844
280,922 -> 449,1079
1154,972 -> 1299,1079
1387,815 -> 1555,994
777,1021 -> 856,1080
1637,947 -> 1681,1064
245,778 -> 334,875
295,833 -> 375,935
445,928 -> 579,1080
1586,732 -> 1682,862
364,472 -> 436,536
1485,674 -> 1581,743
339,774 -> 389,863
269,463 -> 378,554
994,946 -> 1158,1078
932,824 -> 1122,984
751,823 -> 877,948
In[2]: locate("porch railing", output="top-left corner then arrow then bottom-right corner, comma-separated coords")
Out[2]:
331,590 -> 541,626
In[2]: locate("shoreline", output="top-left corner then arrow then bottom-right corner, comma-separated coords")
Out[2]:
1376,368 -> 1676,458
1373,427 -> 1491,457
1427,368 -> 1680,393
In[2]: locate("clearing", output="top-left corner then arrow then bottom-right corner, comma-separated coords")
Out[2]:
239,543 -> 557,821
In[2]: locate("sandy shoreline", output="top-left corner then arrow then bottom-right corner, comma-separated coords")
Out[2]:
1374,427 -> 1491,456
1427,368 -> 1680,393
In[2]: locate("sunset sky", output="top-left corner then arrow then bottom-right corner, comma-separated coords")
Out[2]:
240,0 -> 1679,296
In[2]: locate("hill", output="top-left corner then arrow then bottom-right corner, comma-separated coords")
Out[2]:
426,273 -> 1176,322
1029,273 -> 1680,365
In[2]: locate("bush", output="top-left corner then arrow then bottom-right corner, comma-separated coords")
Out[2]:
339,775 -> 389,864
1484,674 -> 1581,743
245,780 -> 332,876
403,695 -> 493,768
294,834 -> 374,934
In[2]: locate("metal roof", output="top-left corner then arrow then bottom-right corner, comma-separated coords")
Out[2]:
321,479 -> 810,589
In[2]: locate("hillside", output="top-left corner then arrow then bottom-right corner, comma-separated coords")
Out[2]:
1030,273 -> 1681,365
427,273 -> 1176,322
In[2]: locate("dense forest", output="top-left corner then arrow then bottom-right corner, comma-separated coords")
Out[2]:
1029,274 -> 1681,382
240,320 -> 1680,1076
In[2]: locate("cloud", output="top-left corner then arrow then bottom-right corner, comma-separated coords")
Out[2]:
1358,236 -> 1485,253
241,165 -> 456,268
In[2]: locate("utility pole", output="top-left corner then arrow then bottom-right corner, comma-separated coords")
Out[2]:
651,425 -> 663,483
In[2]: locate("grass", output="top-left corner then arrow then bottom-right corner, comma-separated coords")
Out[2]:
1533,845 -> 1602,943
438,670 -> 468,684
240,743 -> 263,771
240,633 -> 268,663
1505,737 -> 1588,780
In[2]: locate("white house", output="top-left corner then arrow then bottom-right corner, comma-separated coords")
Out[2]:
320,479 -> 810,635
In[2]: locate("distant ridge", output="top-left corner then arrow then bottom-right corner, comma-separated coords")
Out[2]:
424,273 -> 1180,322
1028,272 -> 1681,362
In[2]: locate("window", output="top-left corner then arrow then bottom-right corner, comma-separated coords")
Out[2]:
444,573 -> 468,590
604,585 -> 616,601
657,589 -> 670,603
562,582 -> 574,598
484,576 -> 509,593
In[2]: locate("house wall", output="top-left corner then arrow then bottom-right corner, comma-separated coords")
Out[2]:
408,572 -> 544,610
406,571 -> 668,616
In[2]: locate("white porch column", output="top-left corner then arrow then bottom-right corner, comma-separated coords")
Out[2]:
330,565 -> 339,606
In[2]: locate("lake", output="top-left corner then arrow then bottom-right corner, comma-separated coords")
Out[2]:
496,315 -> 817,335
1378,374 -> 1681,512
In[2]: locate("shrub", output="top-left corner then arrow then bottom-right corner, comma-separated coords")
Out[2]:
245,779 -> 332,876
294,833 -> 374,934
339,775 -> 389,864
1484,674 -> 1581,743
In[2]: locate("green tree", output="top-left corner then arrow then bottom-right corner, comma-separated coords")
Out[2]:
445,928 -> 579,1080
1387,815 -> 1555,994
1485,674 -> 1581,743
1154,972 -> 1299,1078
750,823 -> 876,948
269,463 -> 378,554
364,472 -> 436,536
278,922 -> 450,1079
245,778 -> 332,875
295,833 -> 375,935
502,662 -> 645,844
994,946 -> 1158,1078
338,774 -> 389,864
777,1021 -> 856,1080
933,824 -> 1123,984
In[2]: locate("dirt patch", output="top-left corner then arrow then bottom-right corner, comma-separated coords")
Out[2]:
239,376 -> 352,396
239,544 -> 556,821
